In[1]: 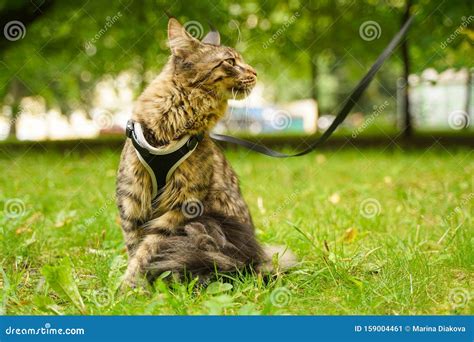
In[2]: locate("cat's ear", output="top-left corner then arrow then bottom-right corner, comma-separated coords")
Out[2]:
167,17 -> 200,57
202,29 -> 220,46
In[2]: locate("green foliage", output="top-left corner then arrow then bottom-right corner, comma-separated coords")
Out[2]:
0,266 -> 10,315
0,0 -> 471,114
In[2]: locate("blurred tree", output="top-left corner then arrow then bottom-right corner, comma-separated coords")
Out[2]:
0,0 -> 472,138
400,0 -> 413,138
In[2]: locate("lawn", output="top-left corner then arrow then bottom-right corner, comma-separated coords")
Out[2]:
0,141 -> 472,315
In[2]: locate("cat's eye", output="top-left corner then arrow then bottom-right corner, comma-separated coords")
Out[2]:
225,58 -> 236,66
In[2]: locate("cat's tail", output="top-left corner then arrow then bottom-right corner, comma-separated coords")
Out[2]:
258,244 -> 298,273
144,212 -> 297,283
144,211 -> 263,283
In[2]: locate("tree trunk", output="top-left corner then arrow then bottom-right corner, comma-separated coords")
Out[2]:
310,55 -> 318,105
6,78 -> 29,139
401,0 -> 413,138
8,84 -> 21,139
465,68 -> 472,129
307,0 -> 319,128
8,113 -> 18,139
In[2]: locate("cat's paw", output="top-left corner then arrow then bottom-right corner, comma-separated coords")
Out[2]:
120,271 -> 138,291
120,260 -> 144,290
119,271 -> 150,294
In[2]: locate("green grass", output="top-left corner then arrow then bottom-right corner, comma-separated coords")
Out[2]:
0,143 -> 472,315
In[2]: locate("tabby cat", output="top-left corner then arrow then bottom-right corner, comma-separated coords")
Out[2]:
116,17 -> 295,286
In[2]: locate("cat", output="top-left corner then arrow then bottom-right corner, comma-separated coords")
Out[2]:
116,17 -> 296,286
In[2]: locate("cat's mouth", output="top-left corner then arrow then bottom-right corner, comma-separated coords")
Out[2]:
230,78 -> 256,99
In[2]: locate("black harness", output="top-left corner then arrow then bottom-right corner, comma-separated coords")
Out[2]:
126,119 -> 203,201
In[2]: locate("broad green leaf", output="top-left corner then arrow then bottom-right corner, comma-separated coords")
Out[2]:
158,271 -> 171,280
41,258 -> 86,314
206,281 -> 233,295
204,294 -> 235,315
238,303 -> 261,315
33,295 -> 64,315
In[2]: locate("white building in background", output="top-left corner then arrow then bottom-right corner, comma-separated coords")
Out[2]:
400,68 -> 473,130
1,80 -> 318,141
0,72 -> 135,141
282,99 -> 318,133
217,84 -> 318,135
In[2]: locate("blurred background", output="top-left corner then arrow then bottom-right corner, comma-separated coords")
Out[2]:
0,0 -> 472,143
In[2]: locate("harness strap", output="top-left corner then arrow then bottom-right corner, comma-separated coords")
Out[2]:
126,120 -> 203,200
209,15 -> 415,158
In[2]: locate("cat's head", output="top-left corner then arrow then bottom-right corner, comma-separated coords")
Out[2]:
167,18 -> 257,100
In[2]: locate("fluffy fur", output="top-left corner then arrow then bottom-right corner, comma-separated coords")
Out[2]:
116,18 -> 295,286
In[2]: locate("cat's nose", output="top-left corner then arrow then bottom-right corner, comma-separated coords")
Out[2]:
242,64 -> 257,77
248,67 -> 257,76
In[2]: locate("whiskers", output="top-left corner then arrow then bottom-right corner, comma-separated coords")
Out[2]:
229,20 -> 242,46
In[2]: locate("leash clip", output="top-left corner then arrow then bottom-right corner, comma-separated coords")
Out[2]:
125,119 -> 134,138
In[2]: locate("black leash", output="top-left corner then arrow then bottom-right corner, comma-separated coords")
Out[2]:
210,16 -> 415,158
